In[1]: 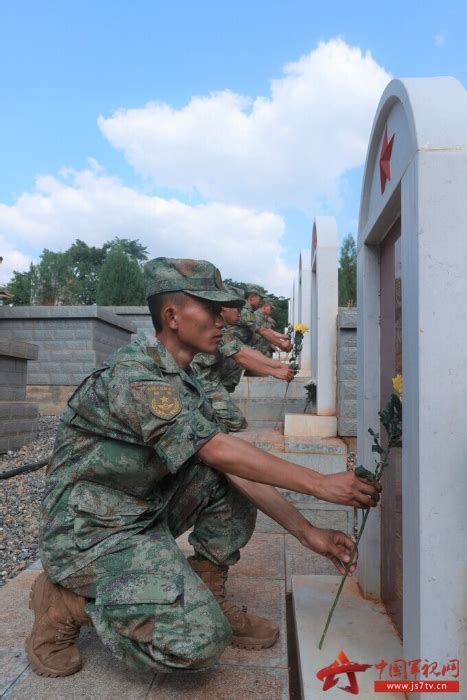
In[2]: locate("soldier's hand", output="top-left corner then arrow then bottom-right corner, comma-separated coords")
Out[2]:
315,471 -> 381,508
273,365 -> 295,382
278,337 -> 292,352
299,526 -> 358,576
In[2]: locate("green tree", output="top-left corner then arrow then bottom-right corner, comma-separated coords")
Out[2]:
6,237 -> 149,306
103,237 -> 148,265
6,264 -> 37,305
67,239 -> 107,304
35,249 -> 74,305
96,248 -> 145,305
338,233 -> 357,307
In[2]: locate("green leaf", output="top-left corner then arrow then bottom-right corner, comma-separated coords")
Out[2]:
355,466 -> 375,481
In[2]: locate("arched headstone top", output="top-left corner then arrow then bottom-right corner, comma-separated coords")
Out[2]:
299,249 -> 311,274
311,217 -> 338,262
359,76 -> 467,241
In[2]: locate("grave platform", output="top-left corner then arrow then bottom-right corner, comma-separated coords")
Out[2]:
292,575 -> 403,700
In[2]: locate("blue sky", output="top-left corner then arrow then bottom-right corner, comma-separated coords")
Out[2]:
1,1 -> 466,294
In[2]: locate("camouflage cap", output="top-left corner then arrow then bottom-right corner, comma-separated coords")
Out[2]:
144,257 -> 245,307
224,284 -> 246,300
261,298 -> 275,308
245,284 -> 265,297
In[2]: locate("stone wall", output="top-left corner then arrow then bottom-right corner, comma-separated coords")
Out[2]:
103,306 -> 153,339
336,308 -> 357,437
0,340 -> 39,453
232,375 -> 310,430
0,307 -> 136,415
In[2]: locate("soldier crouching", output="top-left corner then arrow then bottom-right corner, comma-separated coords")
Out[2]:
26,257 -> 381,677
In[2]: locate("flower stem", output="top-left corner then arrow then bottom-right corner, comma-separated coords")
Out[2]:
318,445 -> 391,650
318,508 -> 371,649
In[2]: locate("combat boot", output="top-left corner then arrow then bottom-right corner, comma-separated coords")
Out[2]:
26,572 -> 90,677
188,555 -> 279,650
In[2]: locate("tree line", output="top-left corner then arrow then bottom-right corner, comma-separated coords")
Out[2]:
6,238 -> 148,306
4,233 -> 356,321
4,238 -> 291,328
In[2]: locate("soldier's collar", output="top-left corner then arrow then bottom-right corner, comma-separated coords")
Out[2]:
146,338 -> 182,374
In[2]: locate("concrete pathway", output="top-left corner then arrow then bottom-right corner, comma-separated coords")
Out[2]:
1,523 -> 294,699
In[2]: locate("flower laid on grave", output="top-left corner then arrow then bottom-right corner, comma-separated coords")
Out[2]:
318,377 -> 403,649
288,324 -> 309,373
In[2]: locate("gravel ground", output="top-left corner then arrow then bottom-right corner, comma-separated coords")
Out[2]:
0,416 -> 58,587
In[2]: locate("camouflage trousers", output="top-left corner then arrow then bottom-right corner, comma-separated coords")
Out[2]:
61,463 -> 257,673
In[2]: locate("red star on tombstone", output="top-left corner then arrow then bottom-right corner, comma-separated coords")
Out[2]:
379,127 -> 395,194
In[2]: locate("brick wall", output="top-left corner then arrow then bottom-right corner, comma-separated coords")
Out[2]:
0,340 -> 39,453
0,307 -> 136,386
102,306 -> 153,339
336,308 -> 357,437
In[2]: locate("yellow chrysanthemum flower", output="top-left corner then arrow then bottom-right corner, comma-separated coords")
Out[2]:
392,374 -> 403,399
293,323 -> 309,333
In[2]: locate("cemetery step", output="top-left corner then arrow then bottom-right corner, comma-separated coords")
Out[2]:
238,429 -> 347,456
292,574 -> 403,699
269,450 -> 346,474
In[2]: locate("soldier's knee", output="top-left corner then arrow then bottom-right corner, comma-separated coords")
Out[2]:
188,611 -> 231,669
159,600 -> 231,670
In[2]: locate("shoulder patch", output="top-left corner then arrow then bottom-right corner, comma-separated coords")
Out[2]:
147,385 -> 182,420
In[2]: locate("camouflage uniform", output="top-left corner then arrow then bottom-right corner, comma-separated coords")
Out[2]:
251,309 -> 274,357
192,330 -> 247,431
40,334 -> 257,673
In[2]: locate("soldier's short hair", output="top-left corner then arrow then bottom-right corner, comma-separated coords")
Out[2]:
147,292 -> 188,332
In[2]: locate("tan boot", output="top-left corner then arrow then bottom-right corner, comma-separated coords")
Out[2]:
188,555 -> 279,650
26,572 -> 90,677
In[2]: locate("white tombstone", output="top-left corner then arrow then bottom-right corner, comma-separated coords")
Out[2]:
358,77 -> 467,681
298,249 -> 312,371
311,217 -> 338,416
288,290 -> 292,328
291,278 -> 298,325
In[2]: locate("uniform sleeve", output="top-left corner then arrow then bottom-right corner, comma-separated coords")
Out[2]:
127,380 -> 221,474
239,306 -> 257,331
218,330 -> 242,358
69,365 -> 221,475
254,310 -> 268,329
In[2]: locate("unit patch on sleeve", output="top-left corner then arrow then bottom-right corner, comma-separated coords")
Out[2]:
146,385 -> 182,420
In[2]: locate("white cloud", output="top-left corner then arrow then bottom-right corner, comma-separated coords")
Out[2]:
0,235 -> 32,285
99,38 -> 391,212
434,32 -> 447,47
0,169 -> 292,294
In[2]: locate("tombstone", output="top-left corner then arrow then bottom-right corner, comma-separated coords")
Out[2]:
358,77 -> 467,673
290,278 -> 298,325
298,249 -> 312,371
311,217 -> 338,416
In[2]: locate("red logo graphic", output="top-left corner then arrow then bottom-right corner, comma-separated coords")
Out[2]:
316,649 -> 372,694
